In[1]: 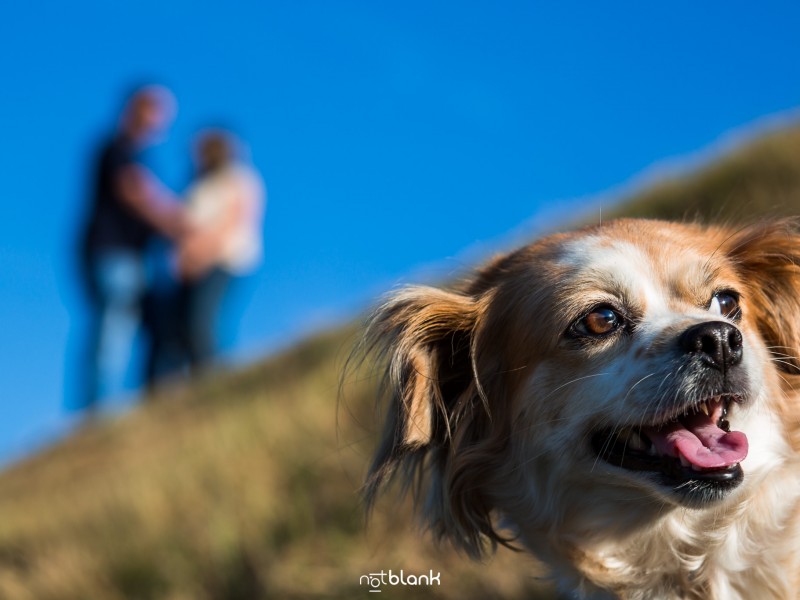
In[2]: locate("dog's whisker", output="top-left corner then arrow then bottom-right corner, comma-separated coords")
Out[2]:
769,354 -> 800,360
537,372 -> 613,403
770,358 -> 800,368
622,372 -> 658,404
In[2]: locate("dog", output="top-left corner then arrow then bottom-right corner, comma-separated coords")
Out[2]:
363,218 -> 800,599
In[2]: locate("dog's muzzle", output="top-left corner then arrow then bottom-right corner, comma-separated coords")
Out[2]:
591,321 -> 750,504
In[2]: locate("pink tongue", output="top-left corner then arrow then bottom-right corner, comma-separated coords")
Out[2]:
646,412 -> 748,469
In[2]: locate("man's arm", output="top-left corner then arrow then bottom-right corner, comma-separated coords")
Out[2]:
115,164 -> 184,238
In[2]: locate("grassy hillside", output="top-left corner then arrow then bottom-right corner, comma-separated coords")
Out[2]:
605,124 -> 800,223
0,329 -> 552,600
2,124 -> 800,600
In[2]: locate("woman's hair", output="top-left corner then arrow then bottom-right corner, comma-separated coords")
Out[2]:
195,130 -> 238,175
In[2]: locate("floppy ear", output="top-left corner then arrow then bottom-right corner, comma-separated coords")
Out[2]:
363,285 -> 513,555
364,286 -> 479,485
725,219 -> 800,374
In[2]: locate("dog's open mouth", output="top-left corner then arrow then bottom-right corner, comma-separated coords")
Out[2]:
591,394 -> 748,499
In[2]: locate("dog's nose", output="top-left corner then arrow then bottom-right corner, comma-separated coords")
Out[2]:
679,321 -> 743,372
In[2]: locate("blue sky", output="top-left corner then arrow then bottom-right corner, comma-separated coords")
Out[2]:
1,1 -> 800,464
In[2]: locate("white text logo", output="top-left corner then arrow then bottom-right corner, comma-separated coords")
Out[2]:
359,569 -> 441,592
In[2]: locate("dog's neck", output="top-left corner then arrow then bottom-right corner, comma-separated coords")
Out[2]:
513,462 -> 800,600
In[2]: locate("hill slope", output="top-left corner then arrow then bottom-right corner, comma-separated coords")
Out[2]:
3,124 -> 800,599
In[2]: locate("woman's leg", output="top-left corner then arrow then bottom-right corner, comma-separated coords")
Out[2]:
185,268 -> 231,370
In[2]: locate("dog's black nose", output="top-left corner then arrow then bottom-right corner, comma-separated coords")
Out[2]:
679,321 -> 743,372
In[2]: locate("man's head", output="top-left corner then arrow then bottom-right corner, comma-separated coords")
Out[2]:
120,84 -> 177,142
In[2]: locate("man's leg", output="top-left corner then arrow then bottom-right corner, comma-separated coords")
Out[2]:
89,250 -> 146,405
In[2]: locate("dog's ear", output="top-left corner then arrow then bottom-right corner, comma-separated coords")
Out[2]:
364,286 -> 479,480
725,219 -> 800,374
363,285 -> 506,552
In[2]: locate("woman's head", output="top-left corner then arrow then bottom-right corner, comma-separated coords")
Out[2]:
194,129 -> 238,174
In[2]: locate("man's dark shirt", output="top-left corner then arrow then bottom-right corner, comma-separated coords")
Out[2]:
83,136 -> 155,255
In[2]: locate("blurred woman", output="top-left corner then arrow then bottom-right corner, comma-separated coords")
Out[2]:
176,130 -> 265,370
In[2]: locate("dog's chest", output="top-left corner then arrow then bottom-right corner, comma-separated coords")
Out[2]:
557,501 -> 800,600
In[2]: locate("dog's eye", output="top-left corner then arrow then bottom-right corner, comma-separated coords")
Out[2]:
572,306 -> 623,337
709,291 -> 741,320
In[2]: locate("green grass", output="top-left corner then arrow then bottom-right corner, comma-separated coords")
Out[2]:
2,124 -> 800,599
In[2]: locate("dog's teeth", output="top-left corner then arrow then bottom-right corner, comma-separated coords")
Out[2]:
699,402 -> 709,417
627,431 -> 648,452
679,455 -> 691,468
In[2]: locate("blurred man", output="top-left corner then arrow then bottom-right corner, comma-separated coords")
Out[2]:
79,85 -> 183,411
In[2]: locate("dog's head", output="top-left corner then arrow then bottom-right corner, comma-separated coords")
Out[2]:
364,218 -> 800,557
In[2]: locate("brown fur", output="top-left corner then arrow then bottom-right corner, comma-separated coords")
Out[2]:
364,218 -> 800,599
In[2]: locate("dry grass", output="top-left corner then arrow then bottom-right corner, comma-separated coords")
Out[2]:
2,124 -> 800,599
0,328 -> 552,599
604,125 -> 800,223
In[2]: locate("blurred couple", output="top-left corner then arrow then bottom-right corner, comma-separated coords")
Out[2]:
78,85 -> 265,412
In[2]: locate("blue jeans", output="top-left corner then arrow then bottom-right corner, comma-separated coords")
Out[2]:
82,250 -> 146,409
